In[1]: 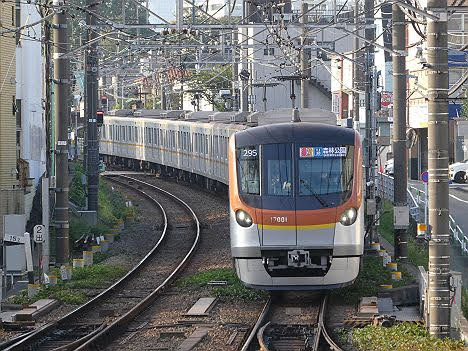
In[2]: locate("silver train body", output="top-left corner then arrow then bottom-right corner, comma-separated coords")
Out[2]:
100,109 -> 364,290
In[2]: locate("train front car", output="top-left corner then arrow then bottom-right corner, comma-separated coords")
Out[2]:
228,122 -> 363,290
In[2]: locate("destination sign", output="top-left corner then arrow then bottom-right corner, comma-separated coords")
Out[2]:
299,146 -> 347,158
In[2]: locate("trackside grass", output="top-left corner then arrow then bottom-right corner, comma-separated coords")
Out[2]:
330,256 -> 415,303
352,322 -> 464,351
178,268 -> 268,300
8,264 -> 127,305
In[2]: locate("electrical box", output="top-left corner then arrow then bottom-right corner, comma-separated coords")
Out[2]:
50,176 -> 56,189
394,206 -> 409,229
377,118 -> 392,146
3,214 -> 26,272
366,199 -> 377,215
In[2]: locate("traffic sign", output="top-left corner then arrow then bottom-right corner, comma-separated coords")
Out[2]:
421,171 -> 429,183
33,225 -> 45,243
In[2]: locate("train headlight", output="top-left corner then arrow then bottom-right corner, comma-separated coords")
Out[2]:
340,207 -> 357,226
236,209 -> 253,227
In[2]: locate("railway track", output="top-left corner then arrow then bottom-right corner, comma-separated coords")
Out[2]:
241,294 -> 343,351
5,174 -> 200,351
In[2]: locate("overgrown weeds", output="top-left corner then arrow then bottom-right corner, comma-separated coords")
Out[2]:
178,268 -> 268,301
379,200 -> 428,269
7,264 -> 127,306
331,256 -> 415,303
352,322 -> 464,351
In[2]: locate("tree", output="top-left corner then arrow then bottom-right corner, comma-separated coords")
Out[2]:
462,95 -> 468,120
186,65 -> 232,111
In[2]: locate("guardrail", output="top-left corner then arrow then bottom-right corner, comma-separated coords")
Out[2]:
450,215 -> 468,255
375,172 -> 422,222
375,172 -> 468,256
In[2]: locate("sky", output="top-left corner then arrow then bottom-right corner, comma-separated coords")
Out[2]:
148,1 -> 175,23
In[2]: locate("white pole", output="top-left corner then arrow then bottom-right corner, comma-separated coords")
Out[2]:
42,178 -> 50,273
176,0 -> 183,31
425,181 -> 428,230
24,232 -> 34,283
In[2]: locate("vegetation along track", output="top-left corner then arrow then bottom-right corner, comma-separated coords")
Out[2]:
241,294 -> 343,351
6,174 -> 200,351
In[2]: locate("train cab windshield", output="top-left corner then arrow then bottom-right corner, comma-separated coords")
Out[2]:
236,144 -> 354,209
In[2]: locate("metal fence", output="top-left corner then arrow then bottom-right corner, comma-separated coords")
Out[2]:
375,172 -> 468,256
375,172 -> 422,222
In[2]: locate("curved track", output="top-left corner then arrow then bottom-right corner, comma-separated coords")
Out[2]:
241,294 -> 343,351
6,174 -> 200,351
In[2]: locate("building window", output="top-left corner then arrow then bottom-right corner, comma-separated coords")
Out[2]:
16,99 -> 21,128
15,0 -> 20,44
264,48 -> 275,56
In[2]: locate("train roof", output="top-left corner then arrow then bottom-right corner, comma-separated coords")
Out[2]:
234,122 -> 356,147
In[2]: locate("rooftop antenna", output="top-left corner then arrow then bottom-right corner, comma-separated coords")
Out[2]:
292,108 -> 301,122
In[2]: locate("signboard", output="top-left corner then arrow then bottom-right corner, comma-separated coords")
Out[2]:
299,146 -> 347,158
421,171 -> 429,183
381,92 -> 393,108
33,225 -> 45,243
3,234 -> 25,244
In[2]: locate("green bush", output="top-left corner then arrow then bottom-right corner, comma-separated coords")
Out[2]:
70,165 -> 86,208
462,287 -> 468,320
379,200 -> 428,269
69,217 -> 90,243
353,322 -> 464,351
331,256 -> 415,303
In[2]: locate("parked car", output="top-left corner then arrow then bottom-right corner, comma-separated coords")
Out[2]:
449,159 -> 468,183
384,158 -> 394,176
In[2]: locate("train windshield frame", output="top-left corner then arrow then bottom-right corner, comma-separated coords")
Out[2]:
296,145 -> 354,209
236,143 -> 355,210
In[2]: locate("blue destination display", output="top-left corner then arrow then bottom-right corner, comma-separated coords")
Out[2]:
299,146 -> 347,158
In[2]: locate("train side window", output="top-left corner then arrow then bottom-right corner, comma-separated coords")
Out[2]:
237,146 -> 260,195
264,143 -> 293,196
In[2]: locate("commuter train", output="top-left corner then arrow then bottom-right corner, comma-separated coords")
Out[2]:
100,109 -> 364,290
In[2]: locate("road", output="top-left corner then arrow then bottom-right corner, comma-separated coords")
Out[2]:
408,181 -> 468,285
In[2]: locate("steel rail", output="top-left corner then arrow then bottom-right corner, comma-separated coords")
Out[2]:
6,173 -> 199,350
244,294 -> 343,351
317,294 -> 344,351
75,174 -> 201,350
240,297 -> 272,351
6,174 -> 168,350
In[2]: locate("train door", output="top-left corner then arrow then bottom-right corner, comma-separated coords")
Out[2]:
260,143 -> 296,246
295,144 -> 338,248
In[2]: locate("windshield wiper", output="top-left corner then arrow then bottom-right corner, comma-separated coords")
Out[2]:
300,180 -> 329,208
342,175 -> 354,201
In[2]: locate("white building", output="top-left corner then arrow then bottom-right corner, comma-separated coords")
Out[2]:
16,2 -> 46,216
238,7 -> 354,112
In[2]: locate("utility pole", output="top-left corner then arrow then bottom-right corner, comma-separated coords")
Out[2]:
232,30 -> 239,111
300,2 -> 309,109
240,0 -> 249,112
161,85 -> 167,110
426,0 -> 451,338
86,0 -> 99,213
392,4 -> 408,260
53,0 -> 70,265
353,0 -> 360,121
364,0 -> 376,244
